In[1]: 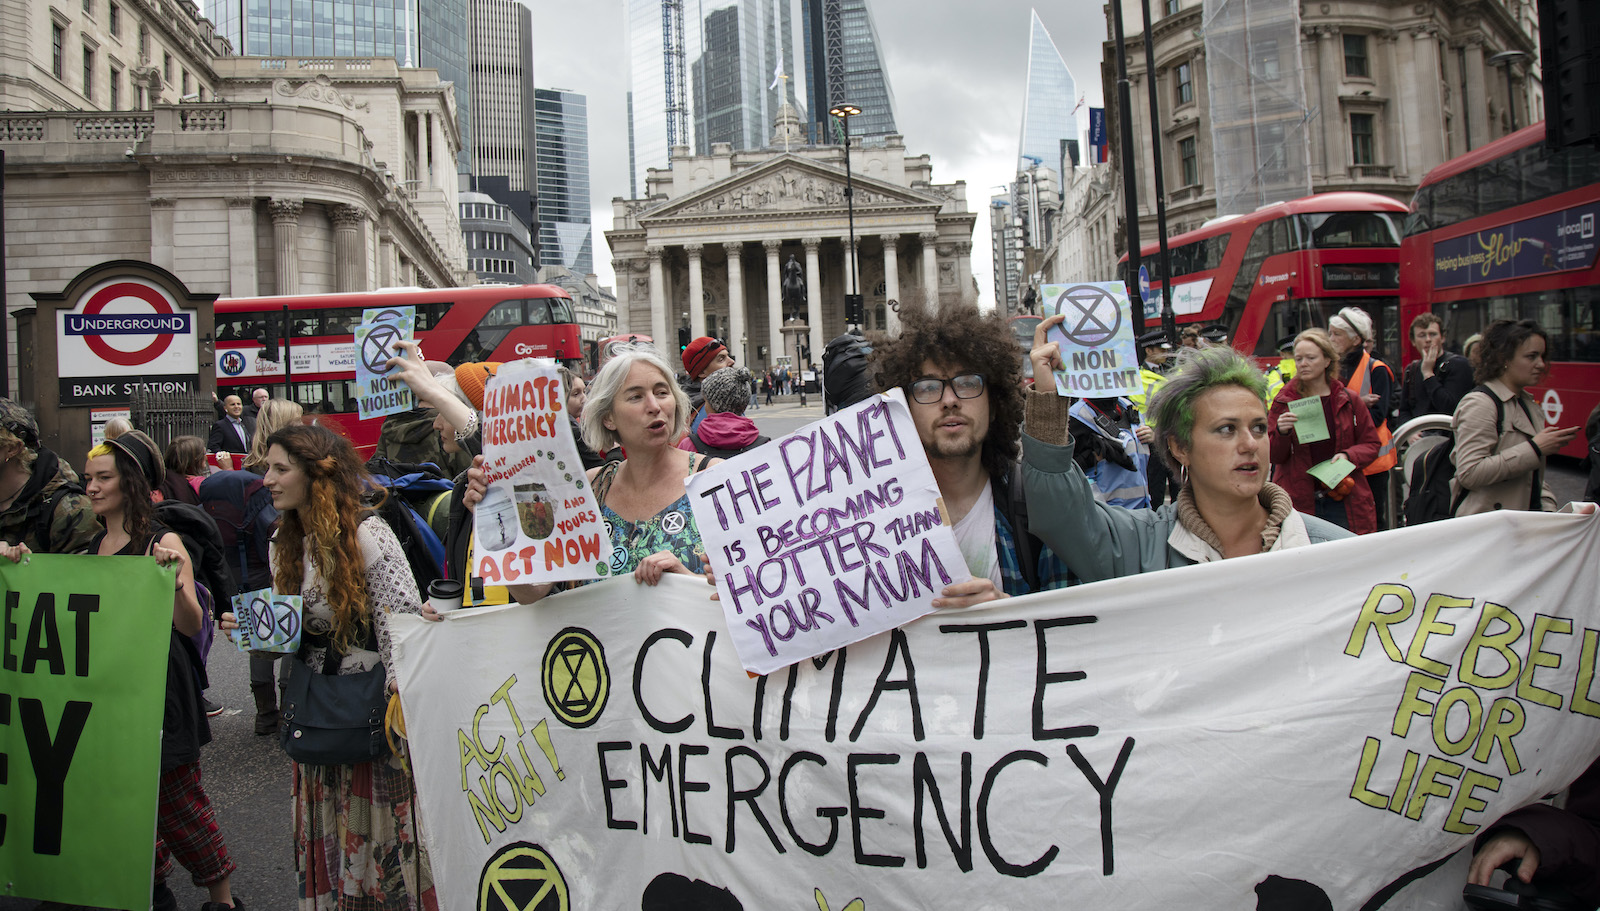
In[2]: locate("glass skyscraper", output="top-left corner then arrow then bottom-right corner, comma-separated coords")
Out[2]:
207,0 -> 472,173
801,0 -> 897,143
535,88 -> 593,276
628,0 -> 805,193
1017,9 -> 1077,174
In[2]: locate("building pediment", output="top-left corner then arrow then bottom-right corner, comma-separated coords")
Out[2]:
638,157 -> 942,222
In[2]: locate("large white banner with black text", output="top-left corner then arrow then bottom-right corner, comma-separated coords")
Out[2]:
391,510 -> 1600,910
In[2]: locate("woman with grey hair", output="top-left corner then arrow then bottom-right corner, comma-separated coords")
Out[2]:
1021,315 -> 1350,583
464,345 -> 723,604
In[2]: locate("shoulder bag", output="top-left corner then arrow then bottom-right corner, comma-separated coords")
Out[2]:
279,623 -> 391,766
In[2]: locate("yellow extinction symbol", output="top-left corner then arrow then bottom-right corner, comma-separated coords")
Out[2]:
478,842 -> 569,911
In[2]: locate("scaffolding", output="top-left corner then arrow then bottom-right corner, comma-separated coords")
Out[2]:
1203,0 -> 1313,216
662,0 -> 689,147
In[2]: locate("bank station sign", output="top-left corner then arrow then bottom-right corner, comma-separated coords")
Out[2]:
56,278 -> 201,406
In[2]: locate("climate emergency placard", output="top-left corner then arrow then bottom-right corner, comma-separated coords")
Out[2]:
685,390 -> 967,675
472,360 -> 612,587
0,556 -> 174,909
1042,281 -> 1141,398
391,508 -> 1600,911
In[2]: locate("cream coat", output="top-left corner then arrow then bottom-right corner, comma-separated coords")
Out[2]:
1450,378 -> 1556,515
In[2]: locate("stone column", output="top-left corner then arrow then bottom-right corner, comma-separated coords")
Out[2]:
803,236 -> 822,368
1463,37 -> 1487,150
1378,31 -> 1405,177
686,244 -> 706,340
150,197 -> 176,271
648,247 -> 669,369
269,198 -> 303,296
227,197 -> 258,296
764,239 -> 783,371
956,241 -> 973,302
378,230 -> 396,288
882,234 -> 901,334
611,259 -> 630,333
723,242 -> 746,366
332,204 -> 366,292
919,231 -> 939,303
1316,27 -> 1344,180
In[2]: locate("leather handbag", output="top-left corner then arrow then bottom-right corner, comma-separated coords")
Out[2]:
279,630 -> 392,766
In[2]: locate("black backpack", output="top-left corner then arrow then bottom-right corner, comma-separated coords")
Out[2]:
152,501 -> 237,619
1403,385 -> 1505,526
823,333 -> 873,414
364,459 -> 453,592
197,470 -> 278,594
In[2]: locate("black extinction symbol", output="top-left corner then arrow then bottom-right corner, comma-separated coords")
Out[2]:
1055,284 -> 1123,347
360,323 -> 405,373
541,627 -> 609,728
478,842 -> 569,911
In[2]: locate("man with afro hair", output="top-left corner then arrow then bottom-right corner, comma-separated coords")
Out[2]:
870,298 -> 1069,597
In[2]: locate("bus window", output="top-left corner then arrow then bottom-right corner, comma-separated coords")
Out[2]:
415,302 -> 448,331
526,299 -> 552,326
441,298 -> 523,364
1297,211 -> 1398,248
549,297 -> 576,325
217,315 -> 250,341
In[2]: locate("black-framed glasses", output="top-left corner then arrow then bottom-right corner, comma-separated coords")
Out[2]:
908,373 -> 985,404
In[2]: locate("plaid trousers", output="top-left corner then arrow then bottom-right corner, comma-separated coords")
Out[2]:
153,761 -> 236,887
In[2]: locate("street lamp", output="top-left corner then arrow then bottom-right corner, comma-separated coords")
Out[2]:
830,102 -> 863,329
1488,50 -> 1531,133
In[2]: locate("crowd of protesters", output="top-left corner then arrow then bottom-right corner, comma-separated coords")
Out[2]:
1,296 -> 1598,910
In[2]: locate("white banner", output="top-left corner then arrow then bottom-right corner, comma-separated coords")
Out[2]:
391,511 -> 1600,910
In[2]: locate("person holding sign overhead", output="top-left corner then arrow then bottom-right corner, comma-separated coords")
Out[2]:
1268,328 -> 1381,533
1022,317 -> 1351,582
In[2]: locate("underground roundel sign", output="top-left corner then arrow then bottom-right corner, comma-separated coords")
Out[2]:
56,277 -> 201,406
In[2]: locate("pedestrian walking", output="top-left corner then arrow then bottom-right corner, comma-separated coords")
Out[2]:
225,424 -> 435,909
1452,319 -> 1577,516
678,367 -> 770,457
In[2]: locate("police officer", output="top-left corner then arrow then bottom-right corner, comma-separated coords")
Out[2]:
1131,329 -> 1179,504
1263,335 -> 1297,401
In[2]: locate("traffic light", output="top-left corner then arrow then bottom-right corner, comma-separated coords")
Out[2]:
845,294 -> 864,326
256,319 -> 280,362
678,326 -> 690,352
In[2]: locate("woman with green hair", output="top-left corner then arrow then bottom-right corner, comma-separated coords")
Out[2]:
1021,315 -> 1350,583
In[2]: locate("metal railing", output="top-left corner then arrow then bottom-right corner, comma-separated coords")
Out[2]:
130,389 -> 215,453
1384,413 -> 1454,530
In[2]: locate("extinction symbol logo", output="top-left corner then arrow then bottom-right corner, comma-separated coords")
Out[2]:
360,323 -> 405,373
541,627 -> 609,728
1054,284 -> 1123,347
477,842 -> 569,911
660,511 -> 687,535
249,595 -> 275,642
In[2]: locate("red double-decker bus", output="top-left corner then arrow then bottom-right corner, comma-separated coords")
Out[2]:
1119,191 -> 1411,366
1398,122 -> 1600,459
214,284 -> 580,455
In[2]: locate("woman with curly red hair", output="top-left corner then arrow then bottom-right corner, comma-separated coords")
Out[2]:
234,423 -> 436,909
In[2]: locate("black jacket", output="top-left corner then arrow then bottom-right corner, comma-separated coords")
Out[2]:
1397,353 -> 1475,426
207,415 -> 256,454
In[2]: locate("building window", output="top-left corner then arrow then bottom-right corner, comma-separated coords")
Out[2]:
1251,38 -> 1280,81
163,52 -> 171,83
1344,33 -> 1369,78
109,65 -> 120,109
138,23 -> 149,59
1175,62 -> 1193,105
181,70 -> 189,96
52,24 -> 64,78
82,0 -> 91,14
1179,136 -> 1198,186
1350,113 -> 1376,164
83,46 -> 93,100
108,2 -> 119,35
1165,0 -> 1179,12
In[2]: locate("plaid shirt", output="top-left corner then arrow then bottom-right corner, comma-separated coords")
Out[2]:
994,504 -> 1075,595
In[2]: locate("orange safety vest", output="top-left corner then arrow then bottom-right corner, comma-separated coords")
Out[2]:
1348,350 -> 1398,475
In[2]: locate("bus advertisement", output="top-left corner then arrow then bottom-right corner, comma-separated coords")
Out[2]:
1399,122 -> 1600,459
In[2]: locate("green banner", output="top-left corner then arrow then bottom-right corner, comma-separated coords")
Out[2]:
2,555 -> 174,909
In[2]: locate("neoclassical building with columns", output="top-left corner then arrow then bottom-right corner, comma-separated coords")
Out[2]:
605,107 -> 976,374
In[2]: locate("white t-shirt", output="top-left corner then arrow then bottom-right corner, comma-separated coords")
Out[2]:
951,479 -> 1004,592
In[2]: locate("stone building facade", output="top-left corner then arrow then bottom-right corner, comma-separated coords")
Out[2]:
605,106 -> 976,375
1098,0 -> 1540,246
3,45 -> 468,392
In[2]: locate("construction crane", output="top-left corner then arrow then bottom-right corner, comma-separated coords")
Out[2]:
662,0 -> 689,147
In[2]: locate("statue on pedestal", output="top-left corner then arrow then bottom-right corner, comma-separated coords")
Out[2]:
781,254 -> 806,321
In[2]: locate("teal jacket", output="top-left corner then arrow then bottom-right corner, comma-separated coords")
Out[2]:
1021,390 -> 1351,583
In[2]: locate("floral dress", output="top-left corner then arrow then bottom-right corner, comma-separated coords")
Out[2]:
593,456 -> 710,577
275,516 -> 437,910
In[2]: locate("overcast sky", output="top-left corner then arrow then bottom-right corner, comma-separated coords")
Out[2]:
526,0 -> 1114,311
